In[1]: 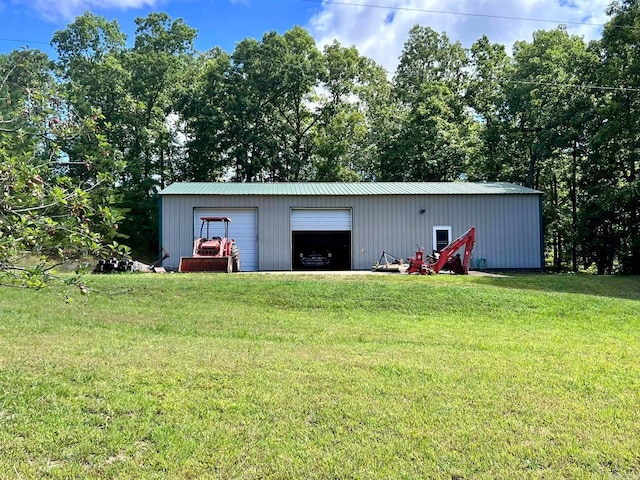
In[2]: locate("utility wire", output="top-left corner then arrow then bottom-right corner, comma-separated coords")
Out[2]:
306,0 -> 640,92
302,0 -> 631,30
0,37 -> 50,46
505,79 -> 640,93
2,4 -> 637,94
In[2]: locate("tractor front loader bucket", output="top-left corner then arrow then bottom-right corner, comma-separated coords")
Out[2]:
178,256 -> 233,273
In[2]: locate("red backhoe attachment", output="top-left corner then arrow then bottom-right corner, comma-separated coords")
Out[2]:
406,227 -> 476,275
179,217 -> 241,273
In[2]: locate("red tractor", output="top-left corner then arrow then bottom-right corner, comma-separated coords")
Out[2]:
407,227 -> 476,275
178,217 -> 241,273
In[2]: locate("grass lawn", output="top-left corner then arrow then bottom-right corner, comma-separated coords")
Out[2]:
0,272 -> 639,479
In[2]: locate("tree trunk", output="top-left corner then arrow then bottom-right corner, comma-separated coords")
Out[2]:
552,173 -> 562,272
527,143 -> 535,189
597,223 -> 607,275
571,141 -> 578,272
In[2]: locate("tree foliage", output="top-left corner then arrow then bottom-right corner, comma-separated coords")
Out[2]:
52,12 -> 196,257
384,26 -> 476,181
3,5 -> 640,275
0,50 -> 123,291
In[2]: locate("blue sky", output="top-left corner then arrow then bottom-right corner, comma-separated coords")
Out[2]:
0,1 -> 318,56
0,0 -> 612,73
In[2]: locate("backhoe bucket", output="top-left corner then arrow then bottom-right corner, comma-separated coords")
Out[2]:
179,256 -> 233,273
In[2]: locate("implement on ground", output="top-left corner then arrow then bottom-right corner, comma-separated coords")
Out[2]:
178,217 -> 241,273
372,251 -> 408,272
407,226 -> 476,275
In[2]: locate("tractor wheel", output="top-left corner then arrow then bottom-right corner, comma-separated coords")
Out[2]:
232,257 -> 241,272
231,244 -> 241,272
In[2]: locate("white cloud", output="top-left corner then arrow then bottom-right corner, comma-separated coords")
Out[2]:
308,0 -> 612,75
12,0 -> 162,21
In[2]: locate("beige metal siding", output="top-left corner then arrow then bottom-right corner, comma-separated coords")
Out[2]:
161,193 -> 542,271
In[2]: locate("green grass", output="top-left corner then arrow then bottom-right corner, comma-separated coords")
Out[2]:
0,273 -> 639,479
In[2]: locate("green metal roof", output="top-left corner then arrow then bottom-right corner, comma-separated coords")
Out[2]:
159,182 -> 541,196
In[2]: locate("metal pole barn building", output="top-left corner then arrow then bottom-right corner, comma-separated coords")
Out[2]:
158,182 -> 543,272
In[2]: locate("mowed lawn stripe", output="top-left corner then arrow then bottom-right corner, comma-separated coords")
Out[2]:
0,273 -> 638,478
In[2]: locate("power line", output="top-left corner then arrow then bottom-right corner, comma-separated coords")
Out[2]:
306,0 -> 640,92
505,79 -> 640,93
303,0 -> 625,30
0,37 -> 50,46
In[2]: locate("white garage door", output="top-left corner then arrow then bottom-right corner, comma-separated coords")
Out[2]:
194,208 -> 258,271
290,209 -> 352,231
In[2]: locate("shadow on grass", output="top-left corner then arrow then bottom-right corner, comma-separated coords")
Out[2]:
469,273 -> 640,302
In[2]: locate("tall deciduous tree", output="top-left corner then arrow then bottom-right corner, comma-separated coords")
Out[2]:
52,13 -> 129,181
381,25 -> 474,181
178,47 -> 234,181
53,12 -> 197,256
121,13 -> 196,253
585,0 -> 640,274
313,42 -> 384,181
394,25 -> 468,107
0,51 -> 123,291
498,28 -> 594,270
466,35 -> 513,181
231,27 -> 324,181
183,27 -> 324,182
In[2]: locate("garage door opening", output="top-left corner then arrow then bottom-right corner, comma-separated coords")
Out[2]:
292,231 -> 351,270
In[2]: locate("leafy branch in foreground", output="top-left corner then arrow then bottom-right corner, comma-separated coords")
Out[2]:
0,49 -> 126,295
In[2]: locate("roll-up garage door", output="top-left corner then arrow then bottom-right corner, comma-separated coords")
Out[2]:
291,209 -> 351,270
290,209 -> 352,231
194,208 -> 258,271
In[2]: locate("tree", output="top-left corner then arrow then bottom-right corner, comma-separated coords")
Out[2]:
0,50 -> 123,292
394,25 -> 468,107
313,42 -> 384,181
485,28 -> 596,271
466,35 -> 513,182
229,27 -> 324,181
53,12 -> 197,256
382,25 -> 474,181
589,0 -> 640,274
177,47 -> 235,181
52,13 -> 130,183
182,27 -> 325,183
116,13 -> 196,254
221,35 -> 283,182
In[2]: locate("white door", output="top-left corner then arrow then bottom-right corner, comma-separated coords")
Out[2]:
290,208 -> 352,231
194,208 -> 258,271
